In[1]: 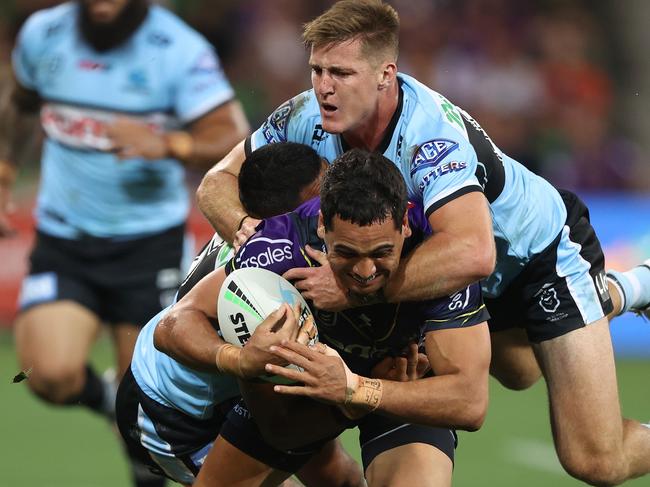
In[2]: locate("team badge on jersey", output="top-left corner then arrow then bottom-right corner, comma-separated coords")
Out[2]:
262,101 -> 293,144
410,139 -> 459,175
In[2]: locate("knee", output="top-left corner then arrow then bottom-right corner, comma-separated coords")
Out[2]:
490,364 -> 541,391
560,451 -> 627,486
28,365 -> 85,404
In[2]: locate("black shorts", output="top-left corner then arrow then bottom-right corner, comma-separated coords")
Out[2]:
220,398 -> 457,474
485,190 -> 613,343
18,225 -> 187,327
116,367 -> 239,484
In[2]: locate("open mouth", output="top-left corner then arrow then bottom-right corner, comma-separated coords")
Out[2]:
321,103 -> 337,113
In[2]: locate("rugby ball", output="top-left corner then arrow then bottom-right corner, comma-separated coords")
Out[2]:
217,267 -> 316,383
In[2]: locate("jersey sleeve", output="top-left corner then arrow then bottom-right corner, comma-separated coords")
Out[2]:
246,92 -> 316,154
171,36 -> 235,123
225,214 -> 310,276
420,283 -> 489,334
11,11 -> 47,90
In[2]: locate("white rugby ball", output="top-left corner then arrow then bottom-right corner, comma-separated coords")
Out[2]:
217,267 -> 316,383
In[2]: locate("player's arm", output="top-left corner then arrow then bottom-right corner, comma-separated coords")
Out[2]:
154,266 -> 301,378
385,191 -> 495,302
196,139 -> 252,244
0,75 -> 41,237
107,100 -> 249,170
268,321 -> 491,430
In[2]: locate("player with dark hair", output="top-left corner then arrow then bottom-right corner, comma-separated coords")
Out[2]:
116,142 -> 363,487
239,142 -> 326,220
3,1 -> 249,485
196,1 -> 650,485
157,149 -> 491,487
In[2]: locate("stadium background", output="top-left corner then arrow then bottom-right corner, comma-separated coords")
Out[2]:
0,0 -> 648,485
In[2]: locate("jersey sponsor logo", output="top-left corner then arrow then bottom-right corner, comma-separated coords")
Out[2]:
418,160 -> 468,191
40,103 -> 171,150
410,139 -> 459,175
594,270 -> 611,303
438,95 -> 466,134
78,59 -> 111,71
236,238 -> 293,269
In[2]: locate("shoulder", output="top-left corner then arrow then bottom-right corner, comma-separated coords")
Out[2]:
264,90 -> 321,144
141,6 -> 211,52
18,2 -> 75,43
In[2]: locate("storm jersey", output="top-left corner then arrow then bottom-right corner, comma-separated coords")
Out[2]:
247,73 -> 567,297
226,197 -> 489,376
12,2 -> 235,238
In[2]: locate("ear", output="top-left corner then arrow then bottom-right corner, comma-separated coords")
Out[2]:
317,211 -> 326,239
401,211 -> 411,238
378,61 -> 397,90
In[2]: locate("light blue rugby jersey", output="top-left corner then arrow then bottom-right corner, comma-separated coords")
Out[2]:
248,73 -> 567,297
12,2 -> 235,239
130,233 -> 240,420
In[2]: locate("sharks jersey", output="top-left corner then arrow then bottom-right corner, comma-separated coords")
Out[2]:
247,73 -> 567,297
130,232 -> 238,422
226,197 -> 489,376
13,2 -> 235,238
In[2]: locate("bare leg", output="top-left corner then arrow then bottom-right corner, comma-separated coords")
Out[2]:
490,328 -> 541,390
296,438 -> 365,487
533,318 -> 650,485
14,301 -> 101,404
365,443 -> 452,487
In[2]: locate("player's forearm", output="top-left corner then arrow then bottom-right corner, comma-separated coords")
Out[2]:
175,103 -> 250,171
197,169 -> 246,243
385,229 -> 495,302
153,308 -> 224,373
372,372 -> 488,431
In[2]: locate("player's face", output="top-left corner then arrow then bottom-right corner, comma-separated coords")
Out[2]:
309,39 -> 385,135
81,0 -> 130,24
321,213 -> 410,296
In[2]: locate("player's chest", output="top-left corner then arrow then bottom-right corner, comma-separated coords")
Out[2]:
32,39 -> 171,111
315,303 -> 422,360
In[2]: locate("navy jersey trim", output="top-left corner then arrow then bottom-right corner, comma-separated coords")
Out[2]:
423,304 -> 489,331
244,135 -> 253,156
460,113 -> 505,203
424,184 -> 483,218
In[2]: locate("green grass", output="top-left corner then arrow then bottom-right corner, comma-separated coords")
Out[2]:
1,330 -> 649,486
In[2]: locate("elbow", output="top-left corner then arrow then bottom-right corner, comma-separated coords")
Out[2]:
454,383 -> 489,432
458,399 -> 488,432
468,237 -> 495,281
196,170 -> 216,213
153,312 -> 175,354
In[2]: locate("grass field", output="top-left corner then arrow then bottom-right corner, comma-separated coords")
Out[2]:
1,329 -> 649,487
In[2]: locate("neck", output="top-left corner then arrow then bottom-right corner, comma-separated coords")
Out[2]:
343,82 -> 399,152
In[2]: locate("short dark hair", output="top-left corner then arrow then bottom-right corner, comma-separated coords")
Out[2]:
239,142 -> 322,218
320,149 -> 407,231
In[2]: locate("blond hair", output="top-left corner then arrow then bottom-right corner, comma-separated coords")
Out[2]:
303,0 -> 399,63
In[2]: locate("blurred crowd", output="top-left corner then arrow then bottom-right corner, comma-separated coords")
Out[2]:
1,0 -> 649,192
